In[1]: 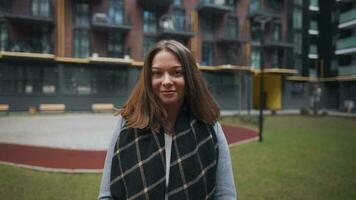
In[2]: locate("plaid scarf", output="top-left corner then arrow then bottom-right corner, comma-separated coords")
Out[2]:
110,107 -> 218,200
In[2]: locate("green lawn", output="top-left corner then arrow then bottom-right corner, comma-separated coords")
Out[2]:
1,116 -> 355,200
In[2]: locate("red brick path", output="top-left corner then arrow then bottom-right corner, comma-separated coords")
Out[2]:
0,125 -> 257,170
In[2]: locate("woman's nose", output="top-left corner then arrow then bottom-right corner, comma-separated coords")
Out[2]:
162,73 -> 173,86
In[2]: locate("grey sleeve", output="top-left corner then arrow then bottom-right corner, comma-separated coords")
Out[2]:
98,116 -> 125,200
214,122 -> 238,200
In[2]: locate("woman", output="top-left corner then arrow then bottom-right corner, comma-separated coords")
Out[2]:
98,40 -> 236,200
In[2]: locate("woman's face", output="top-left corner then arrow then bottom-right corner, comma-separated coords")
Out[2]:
151,50 -> 185,109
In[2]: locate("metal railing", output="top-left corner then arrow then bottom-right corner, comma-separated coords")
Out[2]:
159,15 -> 192,33
92,11 -> 131,27
4,40 -> 52,54
339,8 -> 356,24
336,36 -> 356,50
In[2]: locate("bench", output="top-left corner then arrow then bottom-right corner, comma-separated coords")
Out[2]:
0,104 -> 9,115
92,103 -> 114,113
39,104 -> 66,113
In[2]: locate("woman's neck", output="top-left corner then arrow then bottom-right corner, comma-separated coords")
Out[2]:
164,101 -> 183,134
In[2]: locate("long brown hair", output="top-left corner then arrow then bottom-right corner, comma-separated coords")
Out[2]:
119,40 -> 220,130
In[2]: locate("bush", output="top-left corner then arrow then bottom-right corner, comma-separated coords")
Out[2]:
300,107 -> 311,115
239,114 -> 259,125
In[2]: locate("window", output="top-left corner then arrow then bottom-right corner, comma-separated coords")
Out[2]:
249,0 -> 260,13
291,82 -> 305,96
63,66 -> 91,95
226,17 -> 238,38
0,64 -> 16,94
201,16 -> 214,40
108,33 -> 123,58
73,30 -> 90,58
143,36 -> 156,57
172,9 -> 186,31
143,11 -> 157,33
74,2 -> 90,26
95,68 -> 128,96
0,23 -> 7,51
251,49 -> 261,69
31,27 -> 51,53
294,33 -> 302,54
173,0 -> 183,6
294,0 -> 302,6
251,22 -> 261,43
272,50 -> 283,67
32,0 -> 50,17
226,0 -> 236,10
108,0 -> 124,25
293,9 -> 302,29
273,23 -> 282,42
202,42 -> 214,66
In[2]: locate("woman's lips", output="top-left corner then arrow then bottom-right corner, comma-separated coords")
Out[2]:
161,91 -> 175,97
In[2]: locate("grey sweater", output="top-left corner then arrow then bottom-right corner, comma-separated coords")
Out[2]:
98,116 -> 237,200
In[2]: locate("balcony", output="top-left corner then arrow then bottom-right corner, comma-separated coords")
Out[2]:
158,15 -> 194,40
338,8 -> 356,29
197,0 -> 233,15
248,0 -> 282,20
308,21 -> 319,35
136,0 -> 173,11
91,12 -> 132,33
3,0 -> 54,26
335,36 -> 356,55
338,64 -> 356,76
309,0 -> 319,11
308,45 -> 318,59
3,40 -> 53,54
264,38 -> 294,48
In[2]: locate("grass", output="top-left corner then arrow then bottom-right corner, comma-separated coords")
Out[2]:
1,115 -> 355,199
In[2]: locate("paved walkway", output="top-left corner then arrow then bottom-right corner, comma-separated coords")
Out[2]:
0,114 -> 258,172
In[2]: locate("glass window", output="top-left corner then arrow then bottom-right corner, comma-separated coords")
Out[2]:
201,16 -> 214,40
273,23 -> 282,41
32,0 -> 50,17
293,9 -> 302,29
251,48 -> 261,69
294,0 -> 302,6
251,21 -> 261,43
143,36 -> 156,58
63,66 -> 91,95
0,64 -> 16,94
108,33 -> 123,58
73,29 -> 90,58
96,68 -> 128,96
202,42 -> 214,66
108,0 -> 124,25
227,17 -> 238,38
31,27 -> 51,53
226,0 -> 236,10
294,33 -> 302,54
173,0 -> 183,6
172,9 -> 186,31
0,23 -> 7,51
249,0 -> 260,13
272,50 -> 283,67
74,2 -> 90,26
143,11 -> 157,33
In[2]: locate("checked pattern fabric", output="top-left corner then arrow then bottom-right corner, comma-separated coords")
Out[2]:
110,107 -> 219,200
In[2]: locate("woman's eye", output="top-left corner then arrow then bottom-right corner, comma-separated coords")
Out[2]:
152,71 -> 161,77
174,70 -> 183,76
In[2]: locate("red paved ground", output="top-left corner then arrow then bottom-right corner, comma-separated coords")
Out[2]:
0,125 -> 257,170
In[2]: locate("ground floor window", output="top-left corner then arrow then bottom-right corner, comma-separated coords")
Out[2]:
63,65 -> 128,96
0,63 -> 58,95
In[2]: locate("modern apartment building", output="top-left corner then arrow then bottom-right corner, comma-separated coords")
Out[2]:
1,0 -> 330,112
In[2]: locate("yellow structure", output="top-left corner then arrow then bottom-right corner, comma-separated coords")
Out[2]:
253,74 -> 282,110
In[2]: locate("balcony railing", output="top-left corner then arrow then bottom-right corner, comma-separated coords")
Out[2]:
3,40 -> 53,54
339,8 -> 356,25
336,36 -> 356,49
3,0 -> 54,25
91,12 -> 132,32
338,64 -> 356,76
158,15 -> 194,39
264,38 -> 294,48
248,0 -> 282,19
197,0 -> 233,15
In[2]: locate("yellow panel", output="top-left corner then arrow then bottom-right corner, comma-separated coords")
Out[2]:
252,74 -> 282,110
